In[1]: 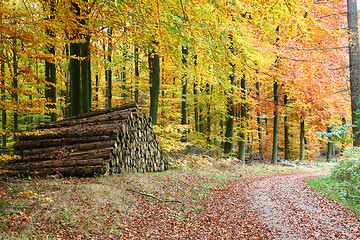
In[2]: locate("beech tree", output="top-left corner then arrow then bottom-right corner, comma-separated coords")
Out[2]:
347,0 -> 360,146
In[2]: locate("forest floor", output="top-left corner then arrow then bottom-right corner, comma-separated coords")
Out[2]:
0,158 -> 359,239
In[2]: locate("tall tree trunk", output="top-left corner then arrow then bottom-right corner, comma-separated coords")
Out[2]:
256,81 -> 263,158
1,53 -> 6,151
134,47 -> 139,104
149,41 -> 160,125
206,83 -> 211,142
300,117 -> 305,161
45,0 -> 57,121
194,82 -> 199,132
347,0 -> 360,146
284,94 -> 290,160
181,46 -> 188,141
238,74 -> 247,162
224,36 -> 235,154
326,125 -> 333,162
70,41 -> 81,116
12,39 -> 18,141
95,74 -> 99,107
271,81 -> 279,163
194,55 -> 199,132
224,66 -> 235,154
106,27 -> 112,109
65,43 -> 70,117
341,117 -> 347,152
121,50 -> 127,103
70,3 -> 81,117
81,36 -> 91,113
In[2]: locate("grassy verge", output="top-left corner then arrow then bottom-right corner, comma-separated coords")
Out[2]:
0,159 -> 315,239
308,174 -> 360,215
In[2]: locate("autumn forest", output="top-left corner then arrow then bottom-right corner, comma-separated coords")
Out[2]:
0,0 -> 354,162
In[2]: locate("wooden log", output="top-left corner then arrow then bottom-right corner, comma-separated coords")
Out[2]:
36,119 -> 128,133
10,158 -> 107,171
18,130 -> 117,141
36,103 -> 137,128
15,135 -> 117,150
9,148 -> 113,164
36,108 -> 138,130
23,165 -> 104,177
20,140 -> 115,156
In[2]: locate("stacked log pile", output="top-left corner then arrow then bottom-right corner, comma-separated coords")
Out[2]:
3,103 -> 168,177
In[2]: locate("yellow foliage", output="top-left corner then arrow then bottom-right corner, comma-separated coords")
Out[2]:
0,154 -> 20,163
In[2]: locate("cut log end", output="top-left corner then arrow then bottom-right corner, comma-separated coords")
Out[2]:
3,104 -> 168,177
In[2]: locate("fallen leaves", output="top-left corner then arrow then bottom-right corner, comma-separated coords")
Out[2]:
1,166 -> 359,239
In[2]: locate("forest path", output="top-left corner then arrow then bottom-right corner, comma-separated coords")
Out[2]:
124,170 -> 360,239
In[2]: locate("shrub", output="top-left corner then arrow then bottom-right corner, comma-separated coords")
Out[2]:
332,147 -> 360,183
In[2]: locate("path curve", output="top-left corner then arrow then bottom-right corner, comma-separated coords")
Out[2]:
124,171 -> 360,239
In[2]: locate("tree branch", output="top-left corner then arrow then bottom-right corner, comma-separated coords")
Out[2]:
329,66 -> 349,71
279,55 -> 325,63
313,1 -> 334,4
126,189 -> 182,203
318,12 -> 347,19
291,46 -> 348,51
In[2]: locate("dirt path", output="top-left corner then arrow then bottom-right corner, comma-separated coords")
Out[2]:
124,171 -> 360,239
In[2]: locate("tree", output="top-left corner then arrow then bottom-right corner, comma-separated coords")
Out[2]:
224,36 -> 235,155
106,27 -> 112,109
12,39 -> 18,141
300,118 -> 305,162
181,46 -> 188,141
284,94 -> 290,160
69,2 -> 82,117
238,74 -> 247,162
44,0 -> 57,121
271,80 -> 279,163
256,81 -> 264,159
347,0 -> 360,146
149,41 -> 160,125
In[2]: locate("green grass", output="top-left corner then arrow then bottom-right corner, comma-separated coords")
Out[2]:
308,174 -> 360,215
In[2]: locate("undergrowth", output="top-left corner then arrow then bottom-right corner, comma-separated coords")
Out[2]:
309,147 -> 360,215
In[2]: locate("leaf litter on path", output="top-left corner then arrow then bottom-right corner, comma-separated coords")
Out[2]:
2,167 -> 359,239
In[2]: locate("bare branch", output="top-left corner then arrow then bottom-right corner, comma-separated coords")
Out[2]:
329,66 -> 349,71
291,46 -> 348,51
318,12 -> 347,19
126,189 -> 182,203
313,1 -> 334,4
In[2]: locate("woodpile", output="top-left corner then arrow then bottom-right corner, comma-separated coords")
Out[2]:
2,103 -> 168,177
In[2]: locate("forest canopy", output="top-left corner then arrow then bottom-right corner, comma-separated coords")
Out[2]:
0,0 -> 351,162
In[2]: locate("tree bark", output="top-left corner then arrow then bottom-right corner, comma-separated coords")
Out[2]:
1,48 -> 6,151
347,0 -> 360,146
149,41 -> 160,125
81,36 -> 91,114
134,47 -> 139,104
238,74 -> 247,162
45,0 -> 57,121
271,81 -> 279,163
12,39 -> 18,141
181,46 -> 188,141
70,2 -> 81,117
284,94 -> 290,160
300,117 -> 305,161
95,74 -> 99,106
256,81 -> 263,158
224,67 -> 235,154
224,35 -> 235,154
106,27 -> 112,109
326,125 -> 333,162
